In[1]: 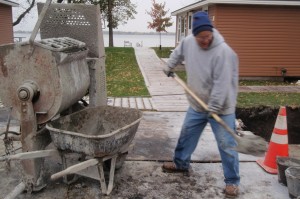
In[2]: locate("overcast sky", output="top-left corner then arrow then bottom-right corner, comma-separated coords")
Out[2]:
13,0 -> 197,32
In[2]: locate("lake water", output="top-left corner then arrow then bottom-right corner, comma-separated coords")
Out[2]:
14,32 -> 176,47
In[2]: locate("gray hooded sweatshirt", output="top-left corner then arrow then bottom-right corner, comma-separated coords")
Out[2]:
167,28 -> 239,115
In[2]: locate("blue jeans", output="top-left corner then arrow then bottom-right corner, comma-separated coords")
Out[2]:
174,107 -> 240,185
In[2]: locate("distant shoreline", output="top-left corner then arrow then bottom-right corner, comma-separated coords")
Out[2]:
14,30 -> 175,36
13,31 -> 176,47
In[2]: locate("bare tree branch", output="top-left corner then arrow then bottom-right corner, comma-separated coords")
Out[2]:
13,0 -> 36,26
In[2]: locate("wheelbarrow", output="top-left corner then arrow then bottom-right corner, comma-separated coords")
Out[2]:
46,105 -> 143,195
1,106 -> 142,197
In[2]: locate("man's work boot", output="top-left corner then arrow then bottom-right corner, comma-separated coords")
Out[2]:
162,162 -> 189,175
224,184 -> 239,198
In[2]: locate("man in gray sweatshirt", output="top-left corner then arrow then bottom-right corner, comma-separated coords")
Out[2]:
162,11 -> 240,198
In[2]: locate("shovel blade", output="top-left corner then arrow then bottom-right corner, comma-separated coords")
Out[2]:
233,134 -> 268,156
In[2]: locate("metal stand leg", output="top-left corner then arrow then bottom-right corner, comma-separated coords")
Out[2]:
97,161 -> 107,194
60,152 -> 78,185
52,152 -> 125,195
97,155 -> 118,195
107,155 -> 117,194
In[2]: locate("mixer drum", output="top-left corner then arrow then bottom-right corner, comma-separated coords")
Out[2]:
0,38 -> 90,124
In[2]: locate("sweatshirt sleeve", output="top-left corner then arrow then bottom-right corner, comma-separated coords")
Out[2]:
208,47 -> 238,113
167,39 -> 185,69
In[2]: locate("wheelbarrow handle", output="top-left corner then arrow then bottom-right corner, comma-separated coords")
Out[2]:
171,73 -> 238,139
51,158 -> 99,181
0,149 -> 58,161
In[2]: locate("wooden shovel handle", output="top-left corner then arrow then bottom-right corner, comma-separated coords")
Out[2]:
172,73 -> 238,138
29,0 -> 53,43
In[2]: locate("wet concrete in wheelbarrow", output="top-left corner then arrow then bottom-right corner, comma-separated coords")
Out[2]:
0,108 -> 299,199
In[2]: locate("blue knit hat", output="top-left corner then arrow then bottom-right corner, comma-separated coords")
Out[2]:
192,11 -> 213,36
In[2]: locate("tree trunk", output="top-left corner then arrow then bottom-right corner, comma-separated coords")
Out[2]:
159,32 -> 162,50
108,0 -> 114,47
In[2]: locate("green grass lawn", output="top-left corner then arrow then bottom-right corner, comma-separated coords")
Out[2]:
239,80 -> 296,86
238,93 -> 300,107
152,47 -> 174,58
175,71 -> 300,107
176,71 -> 295,86
105,47 -> 149,97
104,47 -> 300,108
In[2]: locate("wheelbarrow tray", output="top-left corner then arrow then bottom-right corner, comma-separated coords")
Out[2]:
46,106 -> 142,157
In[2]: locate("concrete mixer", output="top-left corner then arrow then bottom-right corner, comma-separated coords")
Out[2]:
0,1 -> 142,197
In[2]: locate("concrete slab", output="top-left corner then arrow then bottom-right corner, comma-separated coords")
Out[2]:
129,111 -> 258,162
108,161 -> 289,199
0,111 -> 296,199
0,160 -> 290,199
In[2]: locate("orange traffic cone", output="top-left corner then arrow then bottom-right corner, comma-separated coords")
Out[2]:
256,106 -> 289,174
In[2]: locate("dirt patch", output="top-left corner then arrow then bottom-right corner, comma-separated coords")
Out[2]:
236,106 -> 300,144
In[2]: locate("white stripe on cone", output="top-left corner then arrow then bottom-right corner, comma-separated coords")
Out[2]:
270,133 -> 288,145
274,115 -> 287,130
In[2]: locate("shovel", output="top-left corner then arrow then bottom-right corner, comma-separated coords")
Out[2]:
170,72 -> 267,156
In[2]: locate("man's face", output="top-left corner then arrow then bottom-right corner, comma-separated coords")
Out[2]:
195,31 -> 213,49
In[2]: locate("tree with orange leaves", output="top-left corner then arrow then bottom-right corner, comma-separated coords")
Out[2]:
146,0 -> 173,50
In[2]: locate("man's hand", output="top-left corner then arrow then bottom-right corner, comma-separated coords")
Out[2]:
163,66 -> 174,77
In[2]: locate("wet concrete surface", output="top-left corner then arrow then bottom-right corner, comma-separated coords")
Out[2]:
0,160 -> 289,199
0,109 -> 297,199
